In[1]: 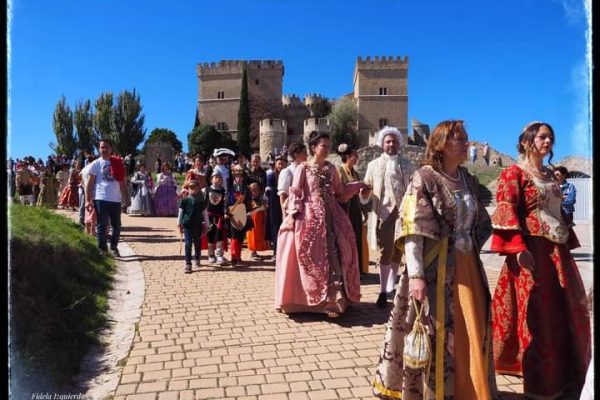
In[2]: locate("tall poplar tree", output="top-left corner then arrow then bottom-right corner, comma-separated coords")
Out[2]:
51,95 -> 77,157
237,69 -> 251,157
93,92 -> 114,143
74,99 -> 96,154
112,89 -> 146,156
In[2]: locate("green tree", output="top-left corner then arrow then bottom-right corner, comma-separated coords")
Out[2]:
188,123 -> 238,158
93,92 -> 114,144
329,98 -> 359,149
144,128 -> 183,154
311,97 -> 332,119
74,99 -> 96,154
112,89 -> 146,156
237,69 -> 251,157
51,95 -> 77,157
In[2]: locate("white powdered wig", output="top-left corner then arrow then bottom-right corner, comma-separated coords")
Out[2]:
377,126 -> 405,148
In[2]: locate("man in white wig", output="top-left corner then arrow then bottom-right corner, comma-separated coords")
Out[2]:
359,126 -> 415,308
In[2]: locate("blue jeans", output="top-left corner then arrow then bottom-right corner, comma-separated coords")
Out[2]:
78,189 -> 85,225
183,226 -> 202,265
95,200 -> 121,251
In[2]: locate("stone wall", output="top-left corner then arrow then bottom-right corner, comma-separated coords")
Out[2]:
145,142 -> 175,172
330,144 -> 425,179
283,99 -> 309,146
303,118 -> 330,147
259,119 -> 286,161
353,56 -> 409,148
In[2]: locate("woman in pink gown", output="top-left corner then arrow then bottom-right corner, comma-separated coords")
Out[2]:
274,131 -> 367,318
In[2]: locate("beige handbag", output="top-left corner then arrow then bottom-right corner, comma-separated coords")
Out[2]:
403,297 -> 432,371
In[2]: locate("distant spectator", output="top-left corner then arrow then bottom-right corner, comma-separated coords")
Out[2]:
176,152 -> 186,175
15,160 -> 34,205
247,154 -> 267,191
7,161 -> 16,198
155,157 -> 162,174
483,142 -> 490,165
469,142 -> 477,164
554,166 -> 576,225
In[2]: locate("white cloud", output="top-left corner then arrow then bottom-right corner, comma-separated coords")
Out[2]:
567,0 -> 592,158
555,0 -> 587,24
569,61 -> 590,157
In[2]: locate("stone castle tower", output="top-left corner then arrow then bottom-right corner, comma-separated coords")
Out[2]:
353,56 -> 409,147
197,56 -> 409,156
258,119 -> 287,161
196,60 -> 284,147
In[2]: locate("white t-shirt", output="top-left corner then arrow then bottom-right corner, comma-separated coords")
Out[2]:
79,162 -> 94,197
277,163 -> 298,196
88,158 -> 122,203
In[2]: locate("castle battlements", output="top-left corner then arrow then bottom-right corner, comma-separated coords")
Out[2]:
303,93 -> 325,107
259,118 -> 287,129
197,60 -> 284,76
304,117 -> 330,127
282,94 -> 305,108
355,55 -> 409,69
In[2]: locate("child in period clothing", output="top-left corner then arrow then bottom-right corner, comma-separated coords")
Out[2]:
205,171 -> 228,265
177,180 -> 208,274
246,182 -> 270,260
227,165 -> 252,267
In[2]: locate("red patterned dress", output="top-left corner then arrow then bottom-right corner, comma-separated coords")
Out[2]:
490,163 -> 591,399
58,169 -> 81,209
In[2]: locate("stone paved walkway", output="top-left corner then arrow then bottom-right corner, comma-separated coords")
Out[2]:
71,210 -> 592,400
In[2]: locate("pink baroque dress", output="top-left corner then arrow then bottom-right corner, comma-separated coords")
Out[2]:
274,161 -> 361,315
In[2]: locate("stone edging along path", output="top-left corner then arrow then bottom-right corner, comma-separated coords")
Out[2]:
74,240 -> 145,399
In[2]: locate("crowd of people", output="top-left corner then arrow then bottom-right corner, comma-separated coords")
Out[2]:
8,120 -> 591,399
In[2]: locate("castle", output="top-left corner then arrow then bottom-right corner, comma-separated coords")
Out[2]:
196,57 -> 410,160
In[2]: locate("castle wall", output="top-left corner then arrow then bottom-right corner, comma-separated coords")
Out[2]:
357,97 -> 409,146
354,144 -> 423,179
259,119 -> 286,161
284,107 -> 310,146
197,60 -> 283,146
353,56 -> 409,148
303,118 -> 330,147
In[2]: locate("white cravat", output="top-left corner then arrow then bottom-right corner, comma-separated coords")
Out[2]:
381,154 -> 398,210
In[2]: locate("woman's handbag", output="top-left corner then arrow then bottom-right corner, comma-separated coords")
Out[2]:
403,297 -> 432,371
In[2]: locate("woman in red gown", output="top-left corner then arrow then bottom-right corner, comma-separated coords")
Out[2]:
490,121 -> 591,399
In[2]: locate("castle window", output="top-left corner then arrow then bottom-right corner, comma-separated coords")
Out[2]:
217,91 -> 225,99
379,87 -> 388,95
379,118 -> 388,128
217,122 -> 227,131
255,79 -> 259,85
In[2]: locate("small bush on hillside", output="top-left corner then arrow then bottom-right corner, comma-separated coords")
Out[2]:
9,205 -> 114,386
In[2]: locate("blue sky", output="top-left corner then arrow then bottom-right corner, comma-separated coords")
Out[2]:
7,0 -> 591,162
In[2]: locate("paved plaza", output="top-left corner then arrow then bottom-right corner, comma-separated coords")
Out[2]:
58,209 -> 593,400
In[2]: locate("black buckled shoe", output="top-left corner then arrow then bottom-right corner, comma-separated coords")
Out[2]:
376,292 -> 388,308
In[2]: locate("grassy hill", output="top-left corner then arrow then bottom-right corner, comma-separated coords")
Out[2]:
9,205 -> 114,390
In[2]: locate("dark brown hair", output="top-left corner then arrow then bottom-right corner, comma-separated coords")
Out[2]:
287,142 -> 307,160
307,131 -> 330,156
517,121 -> 555,165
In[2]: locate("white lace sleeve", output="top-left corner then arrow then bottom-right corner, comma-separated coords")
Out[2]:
405,235 -> 425,278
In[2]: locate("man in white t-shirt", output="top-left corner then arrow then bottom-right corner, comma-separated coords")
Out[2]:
276,142 -> 308,212
85,139 -> 128,257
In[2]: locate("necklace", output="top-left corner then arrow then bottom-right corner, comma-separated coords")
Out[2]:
439,168 -> 461,182
521,162 -> 548,179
